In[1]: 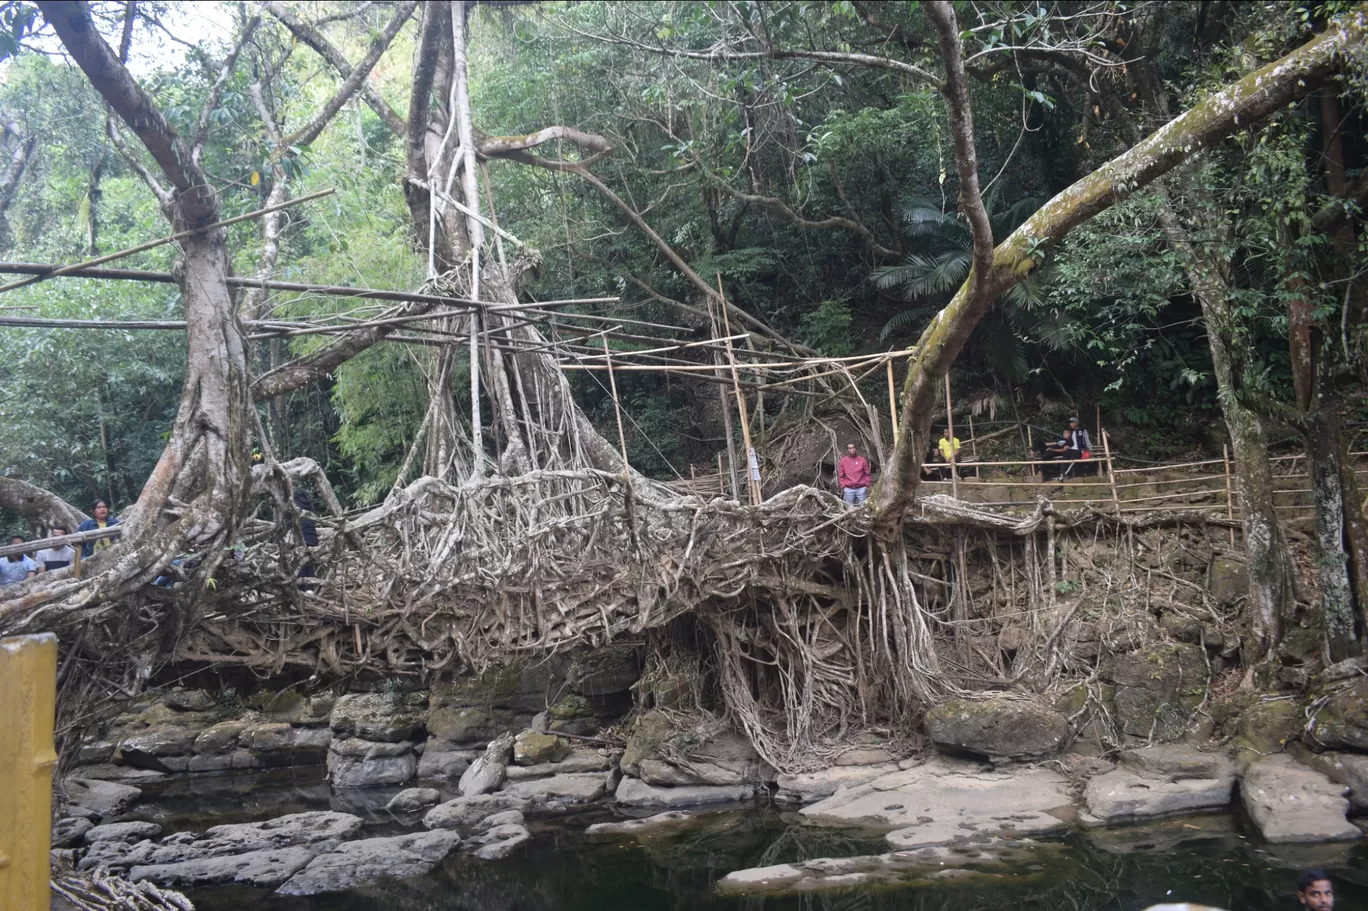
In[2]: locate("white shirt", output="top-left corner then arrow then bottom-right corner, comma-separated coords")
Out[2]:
35,545 -> 75,569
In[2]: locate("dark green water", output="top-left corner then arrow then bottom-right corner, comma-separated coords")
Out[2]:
132,770 -> 1368,911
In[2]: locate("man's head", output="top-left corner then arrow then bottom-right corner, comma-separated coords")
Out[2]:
93,500 -> 109,521
846,442 -> 858,456
1297,870 -> 1334,911
8,535 -> 23,562
50,525 -> 65,538
942,427 -> 952,438
1068,416 -> 1079,428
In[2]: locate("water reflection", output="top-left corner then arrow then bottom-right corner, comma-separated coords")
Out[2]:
161,774 -> 1366,911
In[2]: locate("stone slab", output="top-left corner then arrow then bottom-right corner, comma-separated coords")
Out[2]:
614,777 -> 753,808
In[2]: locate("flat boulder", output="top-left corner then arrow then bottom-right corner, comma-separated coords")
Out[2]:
65,778 -> 141,819
423,793 -> 531,831
799,757 -> 1071,849
503,772 -> 610,806
130,846 -> 319,889
329,693 -> 424,743
614,777 -> 753,808
465,823 -> 532,860
385,787 -> 442,812
774,764 -> 899,804
277,830 -> 462,895
1084,769 -> 1233,823
923,697 -> 1067,760
1119,745 -> 1234,781
1291,746 -> 1368,810
1240,756 -> 1360,843
85,821 -> 163,844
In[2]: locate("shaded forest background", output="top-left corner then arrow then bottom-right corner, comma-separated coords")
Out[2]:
0,0 -> 1362,511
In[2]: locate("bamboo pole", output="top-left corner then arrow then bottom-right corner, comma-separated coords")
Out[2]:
601,337 -> 630,471
1027,425 -> 1036,481
717,453 -> 725,496
1223,443 -> 1236,544
0,188 -> 337,297
944,373 -> 958,499
0,633 -> 58,911
706,295 -> 740,500
1103,430 -> 1121,513
968,411 -> 978,457
717,276 -> 760,505
887,359 -> 900,444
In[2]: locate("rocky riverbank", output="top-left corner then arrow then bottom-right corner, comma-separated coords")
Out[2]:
56,645 -> 1368,898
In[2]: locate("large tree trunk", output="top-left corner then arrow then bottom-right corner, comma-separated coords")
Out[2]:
1154,193 -> 1296,660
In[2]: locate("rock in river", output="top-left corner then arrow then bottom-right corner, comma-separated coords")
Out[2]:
1240,756 -> 1360,843
277,830 -> 463,895
923,697 -> 1067,760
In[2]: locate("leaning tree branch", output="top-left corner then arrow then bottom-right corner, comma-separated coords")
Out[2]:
876,8 -> 1368,528
279,0 -> 417,151
0,126 -> 37,223
0,479 -> 89,531
263,0 -> 409,137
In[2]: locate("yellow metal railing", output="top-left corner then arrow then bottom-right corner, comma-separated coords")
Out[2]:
0,634 -> 57,911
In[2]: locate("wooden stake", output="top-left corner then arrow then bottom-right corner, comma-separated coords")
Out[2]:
717,453 -> 725,496
717,276 -> 760,505
944,373 -> 958,499
887,359 -> 900,444
1223,443 -> 1236,544
1103,430 -> 1121,513
602,336 -> 630,471
968,411 -> 978,457
1027,425 -> 1036,481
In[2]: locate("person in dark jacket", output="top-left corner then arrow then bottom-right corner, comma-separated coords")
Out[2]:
76,500 -> 120,558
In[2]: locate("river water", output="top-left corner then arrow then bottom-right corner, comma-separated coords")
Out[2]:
129,769 -> 1368,911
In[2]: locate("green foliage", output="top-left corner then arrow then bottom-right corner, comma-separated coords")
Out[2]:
800,298 -> 854,357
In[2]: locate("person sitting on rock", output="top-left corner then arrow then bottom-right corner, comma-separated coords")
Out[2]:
1297,869 -> 1334,911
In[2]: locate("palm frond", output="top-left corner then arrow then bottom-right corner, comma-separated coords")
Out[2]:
878,304 -> 936,341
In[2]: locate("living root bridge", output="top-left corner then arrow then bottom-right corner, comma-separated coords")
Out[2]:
57,461 -> 1235,773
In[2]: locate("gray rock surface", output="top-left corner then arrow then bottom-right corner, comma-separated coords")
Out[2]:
1084,769 -> 1233,823
423,793 -> 531,831
923,698 -> 1067,760
65,778 -> 142,819
639,759 -> 744,787
1119,745 -> 1234,781
568,645 -> 640,696
505,750 -> 612,781
799,758 -> 1071,849
1240,756 -> 1360,843
585,810 -> 714,837
327,739 -> 416,788
193,722 -> 249,755
130,847 -> 319,888
503,772 -> 609,805
330,693 -> 424,743
277,830 -> 462,895
465,823 -> 532,860
1308,680 -> 1368,751
85,821 -> 163,843
774,764 -> 899,804
459,732 -> 514,797
614,777 -> 753,808
385,787 -> 442,812
415,742 -> 478,779
475,809 -> 525,831
120,726 -> 199,758
52,817 -> 94,848
1100,644 -> 1208,740
1291,746 -> 1368,810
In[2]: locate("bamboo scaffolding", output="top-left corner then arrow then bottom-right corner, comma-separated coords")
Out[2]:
717,276 -> 761,505
0,188 -> 339,297
886,360 -> 899,443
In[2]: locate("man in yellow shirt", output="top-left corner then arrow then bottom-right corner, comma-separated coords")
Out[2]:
936,427 -> 961,479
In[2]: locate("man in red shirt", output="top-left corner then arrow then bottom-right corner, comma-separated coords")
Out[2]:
838,442 -> 871,505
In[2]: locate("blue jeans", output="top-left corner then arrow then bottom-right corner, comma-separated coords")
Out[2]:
843,486 -> 868,505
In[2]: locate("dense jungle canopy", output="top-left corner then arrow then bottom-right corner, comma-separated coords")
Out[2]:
2,0 -> 1368,761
